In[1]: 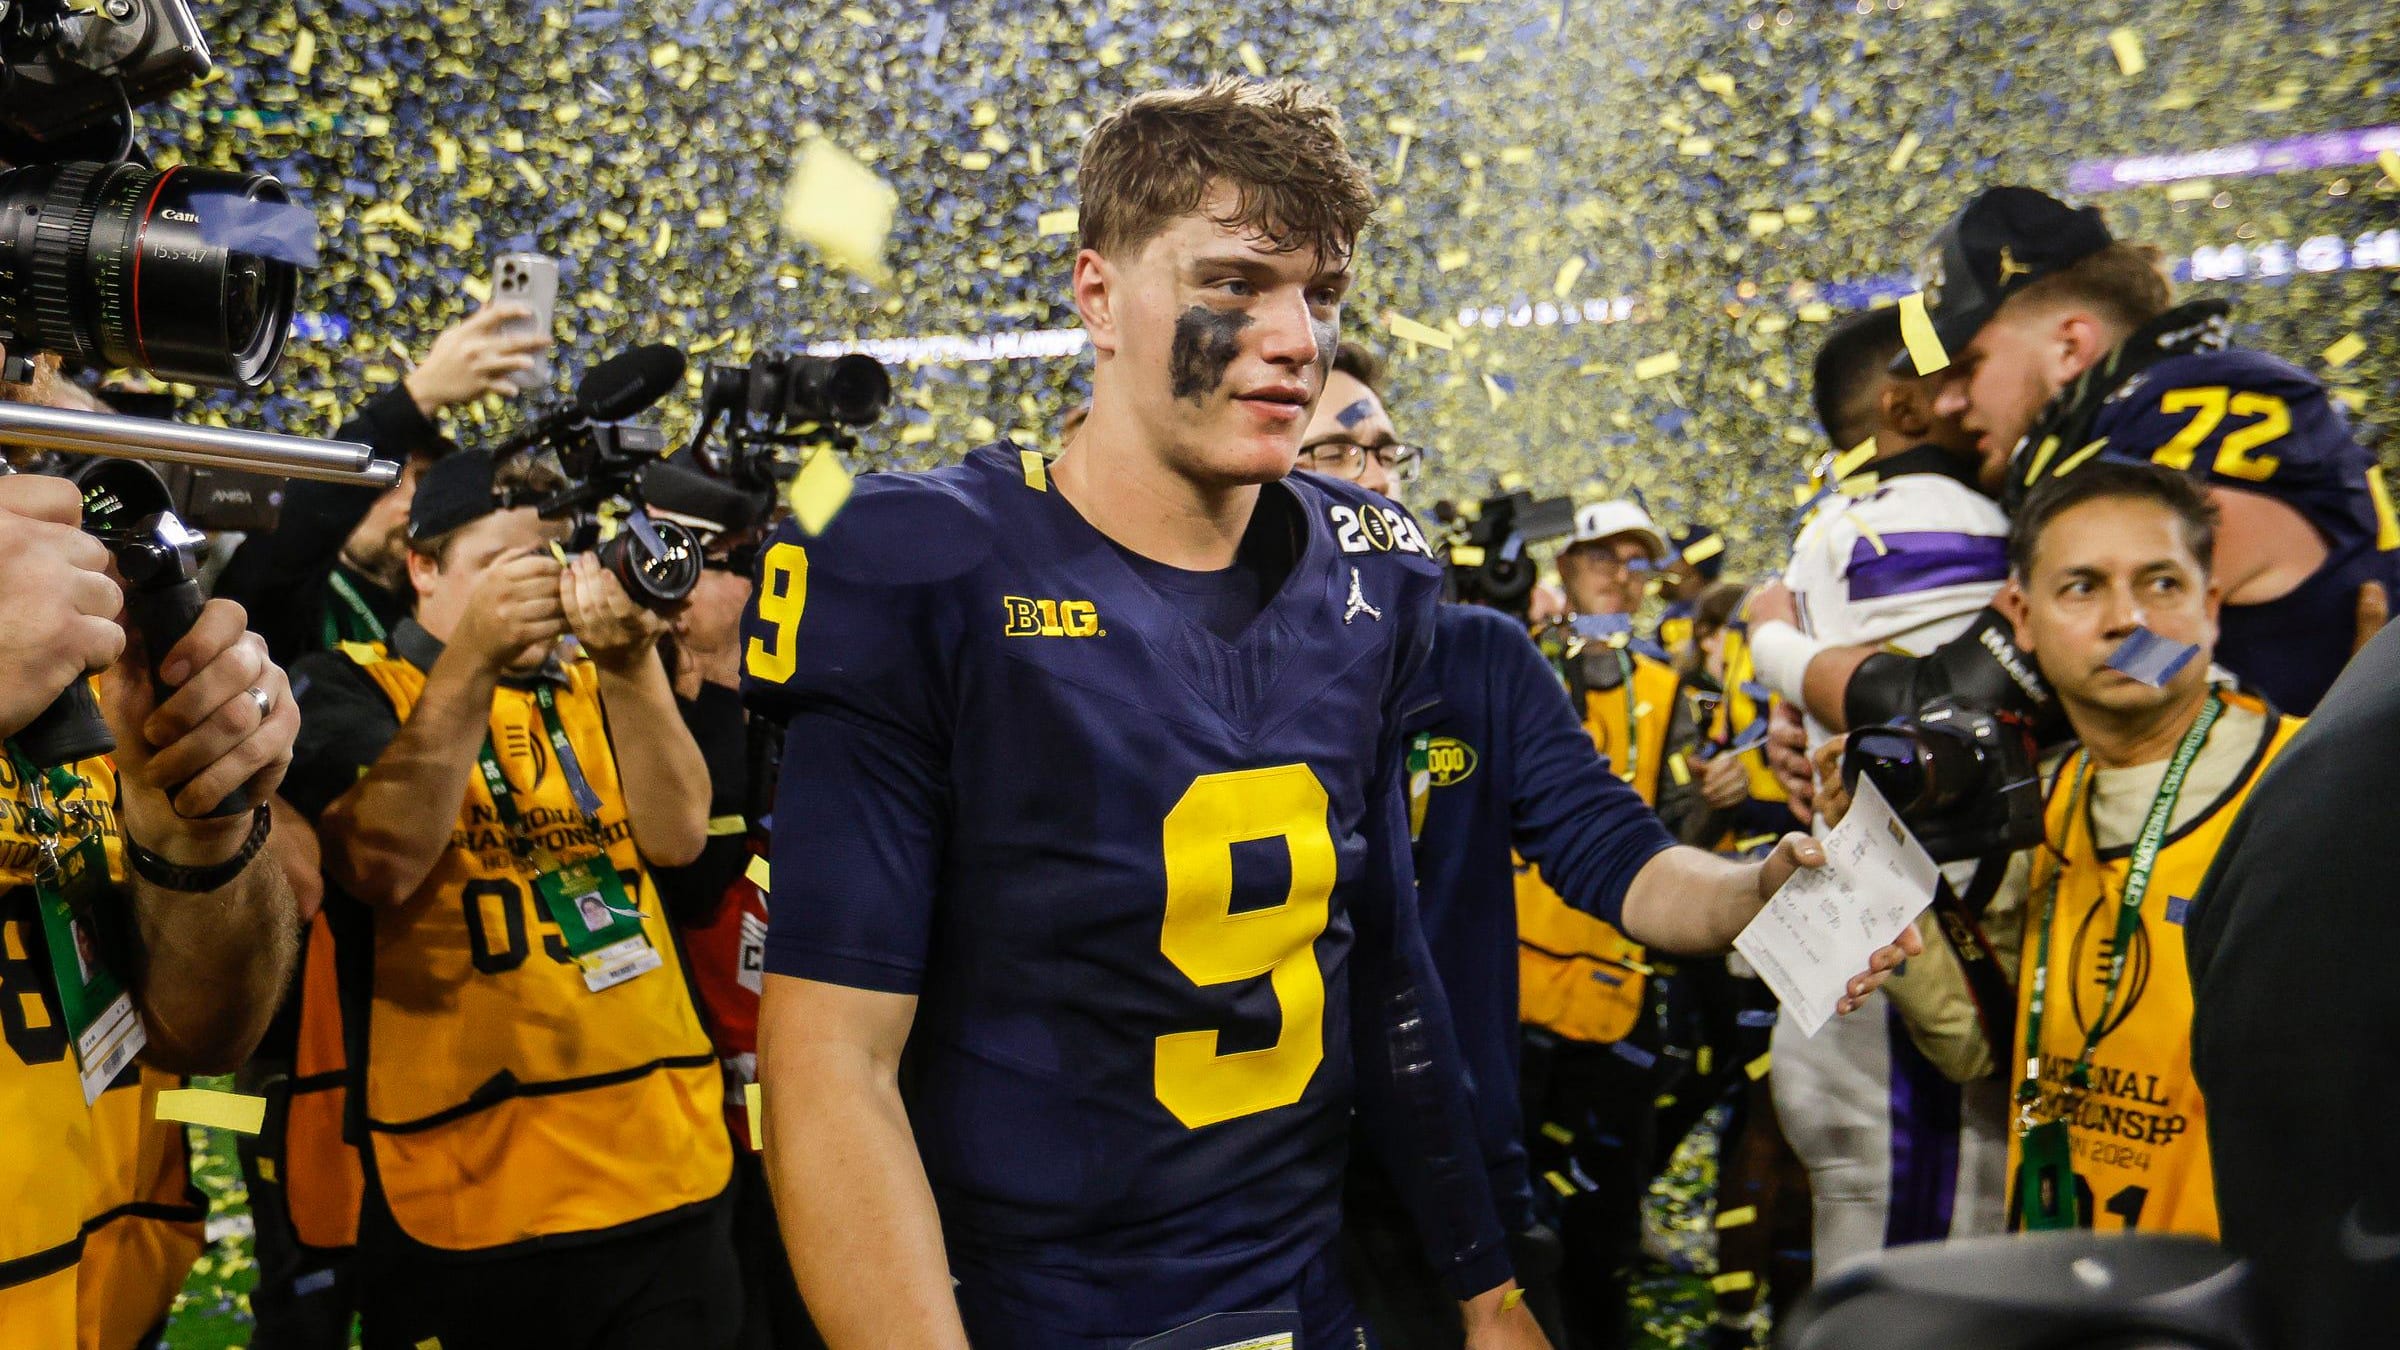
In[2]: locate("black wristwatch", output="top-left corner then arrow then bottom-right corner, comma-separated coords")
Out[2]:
126,805 -> 274,893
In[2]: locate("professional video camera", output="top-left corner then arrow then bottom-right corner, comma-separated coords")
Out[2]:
1840,699 -> 2043,864
0,0 -> 304,390
490,343 -> 771,611
0,0 -> 398,800
1429,490 -> 1577,615
681,350 -> 892,489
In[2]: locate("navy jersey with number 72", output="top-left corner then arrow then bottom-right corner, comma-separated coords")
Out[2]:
741,443 -> 1507,1340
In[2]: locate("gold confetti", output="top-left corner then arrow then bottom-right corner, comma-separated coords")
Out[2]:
1716,1205 -> 1758,1229
290,28 -> 317,78
788,448 -> 855,535
1634,352 -> 1682,380
1887,130 -> 1922,174
1553,256 -> 1586,297
1237,41 -> 1267,77
2380,149 -> 2400,184
2107,28 -> 2146,76
156,1089 -> 267,1135
779,138 -> 898,284
1898,292 -> 1949,374
1482,373 -> 1511,408
1797,302 -> 1835,323
1449,545 -> 1487,568
745,1082 -> 764,1149
1036,207 -> 1080,237
1745,1053 -> 1772,1080
1712,1271 -> 1758,1294
745,854 -> 771,890
2323,333 -> 2366,369
1386,313 -> 1455,351
1681,533 -> 1725,565
1436,248 -> 1471,272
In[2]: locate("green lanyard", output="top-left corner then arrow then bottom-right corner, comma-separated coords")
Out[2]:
4,739 -> 89,868
473,685 -> 607,863
2018,692 -> 2222,1116
322,570 -> 389,647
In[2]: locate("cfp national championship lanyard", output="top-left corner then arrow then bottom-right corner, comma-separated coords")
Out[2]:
321,570 -> 389,647
4,741 -> 143,1103
473,686 -> 661,992
2014,692 -> 2221,1231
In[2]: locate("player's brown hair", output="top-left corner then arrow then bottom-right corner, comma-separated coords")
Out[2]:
1078,77 -> 1377,265
2008,241 -> 2174,333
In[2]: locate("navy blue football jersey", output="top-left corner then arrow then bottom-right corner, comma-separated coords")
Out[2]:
743,443 -> 1508,1340
2091,347 -> 2400,712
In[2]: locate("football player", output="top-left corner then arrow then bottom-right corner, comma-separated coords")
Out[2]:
1750,186 -> 2398,725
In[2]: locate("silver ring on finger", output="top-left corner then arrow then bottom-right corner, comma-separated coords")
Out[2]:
245,685 -> 273,720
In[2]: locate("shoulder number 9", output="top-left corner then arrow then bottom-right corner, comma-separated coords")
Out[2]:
744,542 -> 809,683
1156,764 -> 1336,1130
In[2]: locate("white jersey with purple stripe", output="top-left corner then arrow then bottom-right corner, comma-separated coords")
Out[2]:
1771,445 -> 2013,1272
1780,447 -> 2013,747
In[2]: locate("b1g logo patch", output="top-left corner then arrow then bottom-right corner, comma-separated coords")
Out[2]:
1002,596 -> 1103,638
1329,503 -> 1432,557
1424,737 -> 1478,787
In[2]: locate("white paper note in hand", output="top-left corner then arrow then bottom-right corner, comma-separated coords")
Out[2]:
1733,775 -> 1940,1038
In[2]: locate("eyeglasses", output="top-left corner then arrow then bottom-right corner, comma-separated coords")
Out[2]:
1297,440 -> 1426,482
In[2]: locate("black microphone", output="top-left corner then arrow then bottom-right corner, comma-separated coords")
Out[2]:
495,344 -> 687,455
577,343 -> 686,422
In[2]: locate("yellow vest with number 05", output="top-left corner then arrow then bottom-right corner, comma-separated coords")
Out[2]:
336,643 -> 730,1251
0,749 -> 205,1349
2009,690 -> 2299,1239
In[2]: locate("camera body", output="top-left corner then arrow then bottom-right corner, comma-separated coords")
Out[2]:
684,351 -> 892,490
0,0 -> 210,149
1840,699 -> 2044,864
1430,491 -> 1578,616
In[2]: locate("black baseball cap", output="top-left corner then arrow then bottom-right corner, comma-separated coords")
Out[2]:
1895,186 -> 2115,373
407,448 -> 500,541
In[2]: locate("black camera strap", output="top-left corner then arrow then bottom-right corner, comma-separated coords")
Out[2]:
1927,859 -> 2016,1077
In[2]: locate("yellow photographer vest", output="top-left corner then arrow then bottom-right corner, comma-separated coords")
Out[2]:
1516,646 -> 1678,1044
337,644 -> 730,1251
0,751 -> 204,1349
281,908 -> 364,1252
1708,624 -> 1792,809
2009,691 -> 2299,1238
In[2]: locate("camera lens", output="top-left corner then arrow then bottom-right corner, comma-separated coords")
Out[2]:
0,161 -> 299,389
597,517 -> 704,612
789,353 -> 892,426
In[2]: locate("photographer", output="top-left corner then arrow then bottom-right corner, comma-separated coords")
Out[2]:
1301,344 -> 1916,1350
1746,305 -> 2019,1271
217,303 -> 552,665
0,468 -> 303,1344
1817,461 -> 2300,1238
1752,186 -> 2396,731
280,449 -> 735,1349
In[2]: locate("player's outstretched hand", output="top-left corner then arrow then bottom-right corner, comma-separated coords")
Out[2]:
1754,825 -> 1924,1017
1461,1284 -> 1552,1350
